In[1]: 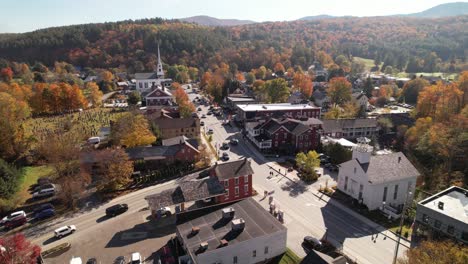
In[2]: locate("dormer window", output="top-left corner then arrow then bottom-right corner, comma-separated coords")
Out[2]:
354,167 -> 357,174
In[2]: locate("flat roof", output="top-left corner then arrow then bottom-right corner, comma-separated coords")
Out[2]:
237,103 -> 319,112
177,197 -> 286,256
419,186 -> 468,224
227,97 -> 256,102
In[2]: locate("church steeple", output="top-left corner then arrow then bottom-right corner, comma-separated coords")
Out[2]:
156,43 -> 164,78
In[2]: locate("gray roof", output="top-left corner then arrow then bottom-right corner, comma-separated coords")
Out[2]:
176,197 -> 286,256
322,118 -> 378,133
145,170 -> 225,209
418,186 -> 468,224
313,90 -> 326,100
163,136 -> 189,146
135,72 -> 158,79
125,142 -> 198,160
341,152 -> 419,184
214,158 -> 254,180
153,117 -> 198,129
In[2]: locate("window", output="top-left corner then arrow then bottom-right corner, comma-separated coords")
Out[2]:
244,175 -> 249,182
244,184 -> 249,193
252,250 -> 256,257
264,246 -> 269,254
235,177 -> 239,185
225,189 -> 229,197
434,220 -> 442,229
447,225 -> 455,235
344,176 -> 348,191
422,214 -> 429,223
144,82 -> 148,88
139,82 -> 142,88
284,133 -> 287,139
224,180 -> 229,187
235,187 -> 239,196
354,167 -> 357,174
383,186 -> 388,202
233,256 -> 238,264
358,184 -> 363,200
393,185 -> 399,200
462,232 -> 468,241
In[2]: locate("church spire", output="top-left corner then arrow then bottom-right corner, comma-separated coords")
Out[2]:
156,43 -> 164,78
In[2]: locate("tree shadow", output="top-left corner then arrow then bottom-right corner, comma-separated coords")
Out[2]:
280,181 -> 309,197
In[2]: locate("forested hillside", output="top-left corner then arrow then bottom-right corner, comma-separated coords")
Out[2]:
0,16 -> 466,73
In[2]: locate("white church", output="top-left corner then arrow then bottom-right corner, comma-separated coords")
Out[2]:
135,45 -> 173,93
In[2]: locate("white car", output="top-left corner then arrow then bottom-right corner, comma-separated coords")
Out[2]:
54,225 -> 76,238
156,207 -> 172,216
33,184 -> 56,199
1,211 -> 26,225
131,252 -> 142,264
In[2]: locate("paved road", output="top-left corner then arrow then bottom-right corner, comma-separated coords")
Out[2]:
25,180 -> 178,251
188,88 -> 408,264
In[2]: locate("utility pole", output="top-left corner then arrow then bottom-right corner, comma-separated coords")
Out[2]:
392,191 -> 412,264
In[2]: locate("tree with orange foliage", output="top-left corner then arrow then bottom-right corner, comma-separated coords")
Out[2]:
398,239 -> 468,264
293,72 -> 313,98
1,67 -> 13,82
85,82 -> 103,107
200,71 -> 212,88
93,148 -> 134,192
172,82 -> 195,117
458,71 -> 468,107
235,72 -> 245,82
416,81 -> 463,121
111,113 -> 156,147
328,77 -> 352,106
0,233 -> 41,264
100,70 -> 114,82
274,62 -> 285,75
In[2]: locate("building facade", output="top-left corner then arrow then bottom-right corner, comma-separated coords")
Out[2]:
414,186 -> 468,244
321,118 -> 379,140
152,117 -> 201,139
337,138 -> 419,213
236,103 -> 321,124
211,159 -> 254,204
246,117 -> 322,153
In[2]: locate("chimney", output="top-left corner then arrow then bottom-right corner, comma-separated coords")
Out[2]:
222,207 -> 235,219
438,201 -> 444,210
398,156 -> 402,163
199,242 -> 208,250
219,239 -> 228,247
231,218 -> 245,231
191,226 -> 200,235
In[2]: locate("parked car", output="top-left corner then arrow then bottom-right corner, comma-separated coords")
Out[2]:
207,128 -> 214,134
1,210 -> 27,226
54,225 -> 76,238
156,207 -> 172,217
229,138 -> 239,145
34,183 -> 55,192
4,215 -> 27,230
207,111 -> 213,115
200,121 -> 205,126
34,203 -> 54,214
105,204 -> 128,217
114,256 -> 126,264
221,152 -> 230,161
302,236 -> 323,251
130,252 -> 142,264
201,114 -> 206,118
34,209 -> 55,221
220,142 -> 229,150
86,258 -> 97,264
197,107 -> 202,111
32,184 -> 56,199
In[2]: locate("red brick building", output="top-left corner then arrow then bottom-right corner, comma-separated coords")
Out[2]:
210,159 -> 254,203
246,117 -> 322,154
236,103 -> 321,124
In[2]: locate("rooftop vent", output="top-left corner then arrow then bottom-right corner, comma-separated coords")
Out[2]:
398,156 -> 402,163
222,207 -> 235,219
219,239 -> 228,247
438,201 -> 444,210
262,105 -> 267,109
231,218 -> 245,231
191,226 -> 200,235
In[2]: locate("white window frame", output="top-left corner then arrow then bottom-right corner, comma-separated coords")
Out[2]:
235,186 -> 239,196
235,177 -> 239,185
244,184 -> 249,193
244,175 -> 248,183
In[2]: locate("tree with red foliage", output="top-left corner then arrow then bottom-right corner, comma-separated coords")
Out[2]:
0,233 -> 41,264
1,67 -> 13,82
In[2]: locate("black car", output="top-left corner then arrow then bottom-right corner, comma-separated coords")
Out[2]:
229,138 -> 239,145
302,236 -> 323,251
114,256 -> 126,264
105,204 -> 128,217
220,142 -> 229,150
33,203 -> 54,214
86,258 -> 97,264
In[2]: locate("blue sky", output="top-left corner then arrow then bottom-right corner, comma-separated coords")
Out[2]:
0,0 -> 463,33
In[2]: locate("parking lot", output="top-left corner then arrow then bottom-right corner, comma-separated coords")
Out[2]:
42,207 -> 177,263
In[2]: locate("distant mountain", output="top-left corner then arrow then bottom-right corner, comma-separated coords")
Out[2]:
401,2 -> 468,18
299,15 -> 336,21
179,15 -> 256,26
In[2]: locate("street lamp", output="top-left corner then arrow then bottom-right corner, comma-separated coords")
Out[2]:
392,191 -> 412,264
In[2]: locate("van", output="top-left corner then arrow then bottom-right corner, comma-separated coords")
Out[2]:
5,215 -> 27,230
33,184 -> 56,199
34,209 -> 55,221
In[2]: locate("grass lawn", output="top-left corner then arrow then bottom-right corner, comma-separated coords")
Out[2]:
270,248 -> 302,264
353,57 -> 382,72
0,165 -> 54,212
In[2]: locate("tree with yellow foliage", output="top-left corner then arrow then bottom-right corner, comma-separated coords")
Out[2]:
111,113 -> 156,147
398,240 -> 468,264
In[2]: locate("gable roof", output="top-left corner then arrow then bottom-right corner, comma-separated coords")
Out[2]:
135,72 -> 158,80
146,87 -> 173,98
125,142 -> 199,160
214,158 -> 254,180
341,152 -> 419,185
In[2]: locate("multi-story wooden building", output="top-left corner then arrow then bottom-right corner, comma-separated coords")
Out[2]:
235,103 -> 321,124
211,159 -> 254,204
